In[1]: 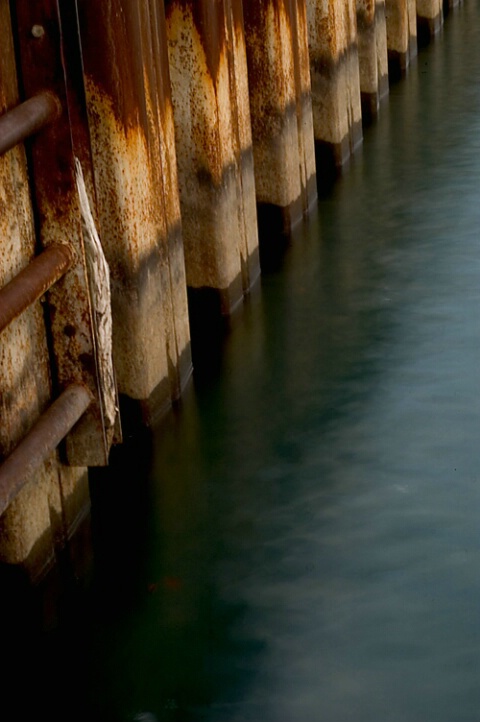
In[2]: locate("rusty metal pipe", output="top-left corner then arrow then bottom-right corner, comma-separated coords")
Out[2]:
0,92 -> 61,156
0,243 -> 75,334
0,385 -> 92,517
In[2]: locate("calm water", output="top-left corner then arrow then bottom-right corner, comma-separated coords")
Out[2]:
8,3 -> 480,721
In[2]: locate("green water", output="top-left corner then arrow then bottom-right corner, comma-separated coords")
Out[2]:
6,3 -> 480,721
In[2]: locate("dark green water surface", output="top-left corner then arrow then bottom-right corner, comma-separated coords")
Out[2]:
9,4 -> 480,721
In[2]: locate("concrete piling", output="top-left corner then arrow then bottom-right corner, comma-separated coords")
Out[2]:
76,0 -> 192,425
164,0 -> 260,318
385,0 -> 418,78
242,0 -> 317,238
416,0 -> 444,44
306,0 -> 363,186
0,0 -> 466,587
357,0 -> 389,122
0,0 -> 90,579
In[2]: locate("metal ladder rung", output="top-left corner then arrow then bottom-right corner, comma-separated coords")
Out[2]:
0,92 -> 61,157
0,384 -> 92,517
0,243 -> 75,334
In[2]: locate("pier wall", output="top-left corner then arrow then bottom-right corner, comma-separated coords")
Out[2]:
0,0 -> 459,580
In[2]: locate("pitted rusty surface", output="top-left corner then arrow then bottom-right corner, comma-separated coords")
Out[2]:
83,79 -> 171,399
243,0 -> 302,210
228,0 -> 254,158
240,0 -> 317,222
166,0 -> 258,300
166,0 -> 227,85
294,0 -> 315,97
11,0 -> 114,464
307,0 -> 345,61
0,0 -> 52,461
77,0 -> 191,403
0,1 -> 98,571
307,0 -> 362,156
244,0 -> 296,123
166,0 -> 237,187
0,0 -> 61,571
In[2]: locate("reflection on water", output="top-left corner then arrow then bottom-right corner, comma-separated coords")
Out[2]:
7,3 -> 480,721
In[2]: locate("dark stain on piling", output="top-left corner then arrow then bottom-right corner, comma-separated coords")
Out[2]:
164,0 -> 227,84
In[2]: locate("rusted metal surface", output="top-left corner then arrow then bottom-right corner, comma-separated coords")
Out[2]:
165,0 -> 259,314
0,0 -> 101,575
10,0 -> 117,464
76,0 -> 192,417
0,243 -> 74,333
0,385 -> 91,519
0,91 -> 61,157
0,0 -> 53,460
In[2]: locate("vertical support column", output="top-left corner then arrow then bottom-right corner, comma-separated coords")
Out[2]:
242,0 -> 317,239
385,0 -> 418,79
306,0 -> 363,187
357,0 -> 389,122
293,0 -> 318,217
224,0 -> 261,295
375,0 -> 390,101
416,0 -> 444,45
0,0 -> 90,580
76,0 -> 192,425
11,0 -> 117,464
165,0 -> 260,318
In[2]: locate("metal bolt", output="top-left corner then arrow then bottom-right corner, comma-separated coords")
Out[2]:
31,25 -> 45,39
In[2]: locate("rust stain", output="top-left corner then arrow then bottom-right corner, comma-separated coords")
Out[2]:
243,0 -> 311,210
76,0 -> 143,132
243,0 -> 297,135
165,0 -> 257,298
11,0 -> 114,463
165,0 -> 227,85
0,0 -> 52,460
357,0 -> 376,27
78,0 -> 190,403
166,2 -> 235,187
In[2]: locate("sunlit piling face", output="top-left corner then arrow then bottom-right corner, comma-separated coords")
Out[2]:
416,0 -> 444,41
76,0 -> 191,410
385,0 -> 417,76
357,0 -> 379,113
356,0 -> 389,121
165,0 -> 259,313
306,0 -> 363,168
242,0 -> 316,233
